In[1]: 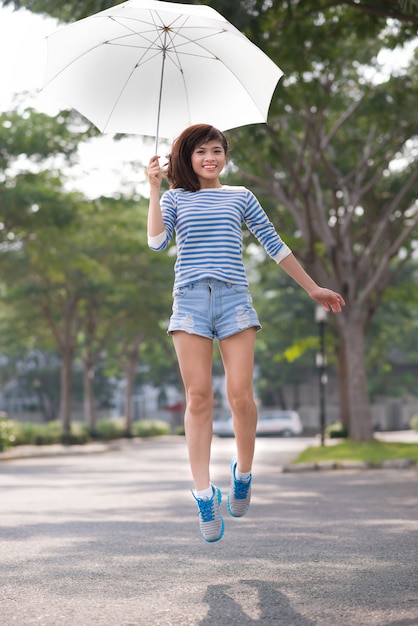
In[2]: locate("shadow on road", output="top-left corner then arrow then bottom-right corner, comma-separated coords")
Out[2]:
200,579 -> 315,625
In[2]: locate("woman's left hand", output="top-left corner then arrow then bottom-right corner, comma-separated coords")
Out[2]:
310,288 -> 346,313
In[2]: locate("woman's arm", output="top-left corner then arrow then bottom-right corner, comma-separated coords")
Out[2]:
279,253 -> 345,313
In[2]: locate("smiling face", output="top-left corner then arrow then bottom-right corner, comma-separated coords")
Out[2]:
191,140 -> 227,188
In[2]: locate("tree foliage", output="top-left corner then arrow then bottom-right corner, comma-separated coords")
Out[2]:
0,107 -> 174,434
2,0 -> 418,26
2,0 -> 418,439
224,3 -> 418,439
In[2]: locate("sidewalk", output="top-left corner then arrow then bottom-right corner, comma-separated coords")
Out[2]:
0,440 -> 121,461
1,430 -> 417,465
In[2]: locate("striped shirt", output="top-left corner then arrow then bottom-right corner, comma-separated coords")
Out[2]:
148,185 -> 292,288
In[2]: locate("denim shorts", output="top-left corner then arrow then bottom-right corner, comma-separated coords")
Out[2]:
168,279 -> 261,340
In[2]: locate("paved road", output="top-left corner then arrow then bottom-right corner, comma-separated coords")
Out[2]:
1,437 -> 417,626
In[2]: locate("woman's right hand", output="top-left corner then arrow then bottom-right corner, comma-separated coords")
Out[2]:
146,155 -> 162,188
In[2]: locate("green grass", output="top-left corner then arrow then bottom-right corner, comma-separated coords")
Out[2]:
293,439 -> 418,465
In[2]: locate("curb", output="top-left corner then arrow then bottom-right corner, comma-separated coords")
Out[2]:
0,435 -> 183,462
0,441 -> 121,462
282,458 -> 418,472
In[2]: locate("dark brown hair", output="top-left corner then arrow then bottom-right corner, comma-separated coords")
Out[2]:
166,124 -> 228,192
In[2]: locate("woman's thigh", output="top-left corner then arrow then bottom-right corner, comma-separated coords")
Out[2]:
172,331 -> 214,396
219,328 -> 256,398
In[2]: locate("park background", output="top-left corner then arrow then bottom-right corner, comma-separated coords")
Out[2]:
0,0 -> 417,445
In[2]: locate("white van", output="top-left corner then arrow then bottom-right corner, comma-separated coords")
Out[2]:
213,409 -> 303,437
256,410 -> 303,437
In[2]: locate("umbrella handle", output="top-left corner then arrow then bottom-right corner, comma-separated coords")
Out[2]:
155,31 -> 168,154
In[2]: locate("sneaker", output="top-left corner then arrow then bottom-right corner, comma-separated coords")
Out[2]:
227,457 -> 252,518
192,485 -> 224,543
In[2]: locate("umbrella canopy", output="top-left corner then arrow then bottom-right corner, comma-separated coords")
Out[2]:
42,0 -> 283,147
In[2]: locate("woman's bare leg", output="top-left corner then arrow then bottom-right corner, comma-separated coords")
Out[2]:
172,331 -> 214,491
219,328 -> 258,473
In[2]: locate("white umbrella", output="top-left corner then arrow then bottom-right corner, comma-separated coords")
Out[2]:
41,0 -> 283,150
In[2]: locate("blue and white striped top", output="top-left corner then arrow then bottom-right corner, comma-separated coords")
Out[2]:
148,185 -> 291,288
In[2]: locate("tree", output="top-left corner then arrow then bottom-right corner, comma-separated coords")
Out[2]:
1,103 -> 175,435
3,0 -> 418,26
0,107 -> 91,240
225,5 -> 418,440
73,195 -> 173,434
2,187 -> 173,435
0,106 -> 97,429
5,197 -> 99,434
366,261 -> 418,399
249,259 -> 321,409
103,232 -> 173,435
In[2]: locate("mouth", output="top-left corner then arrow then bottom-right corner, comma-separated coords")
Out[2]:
203,164 -> 217,171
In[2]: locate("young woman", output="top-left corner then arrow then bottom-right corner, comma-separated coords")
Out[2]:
146,124 -> 345,543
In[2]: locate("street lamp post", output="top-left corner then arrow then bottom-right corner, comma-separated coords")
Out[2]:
315,306 -> 328,446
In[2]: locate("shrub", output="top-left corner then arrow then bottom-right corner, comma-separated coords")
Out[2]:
9,421 -> 62,446
61,422 -> 90,445
2,420 -> 90,447
132,419 -> 171,437
409,415 -> 418,432
0,417 -> 16,452
326,421 -> 349,439
0,416 -> 173,449
35,421 -> 62,445
6,421 -> 29,446
94,418 -> 126,441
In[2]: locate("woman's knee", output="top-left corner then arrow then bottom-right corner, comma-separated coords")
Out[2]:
228,392 -> 256,416
186,389 -> 214,415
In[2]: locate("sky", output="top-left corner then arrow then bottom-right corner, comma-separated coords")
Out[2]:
0,4 -> 160,198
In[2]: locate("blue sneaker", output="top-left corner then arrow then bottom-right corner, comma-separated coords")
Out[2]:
192,485 -> 224,543
227,457 -> 252,518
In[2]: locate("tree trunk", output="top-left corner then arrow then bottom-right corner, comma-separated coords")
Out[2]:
337,340 -> 350,429
337,311 -> 374,441
122,334 -> 144,436
83,363 -> 96,433
59,349 -> 73,436
124,365 -> 135,436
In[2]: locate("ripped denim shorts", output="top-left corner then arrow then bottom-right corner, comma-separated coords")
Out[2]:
168,279 -> 262,340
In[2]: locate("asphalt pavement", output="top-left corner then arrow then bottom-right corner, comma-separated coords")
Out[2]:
1,436 -> 417,626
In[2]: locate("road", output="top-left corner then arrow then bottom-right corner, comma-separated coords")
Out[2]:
1,436 -> 417,625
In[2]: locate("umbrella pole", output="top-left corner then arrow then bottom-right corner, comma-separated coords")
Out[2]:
155,31 -> 168,154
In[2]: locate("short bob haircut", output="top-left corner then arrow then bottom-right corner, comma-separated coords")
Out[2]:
166,124 -> 228,192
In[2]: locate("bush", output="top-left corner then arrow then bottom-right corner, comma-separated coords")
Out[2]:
94,418 -> 126,441
132,419 -> 171,437
326,421 -> 349,439
409,415 -> 418,432
1,420 -> 90,448
61,422 -> 90,445
0,416 -> 173,450
0,417 -> 16,451
11,420 -> 62,446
